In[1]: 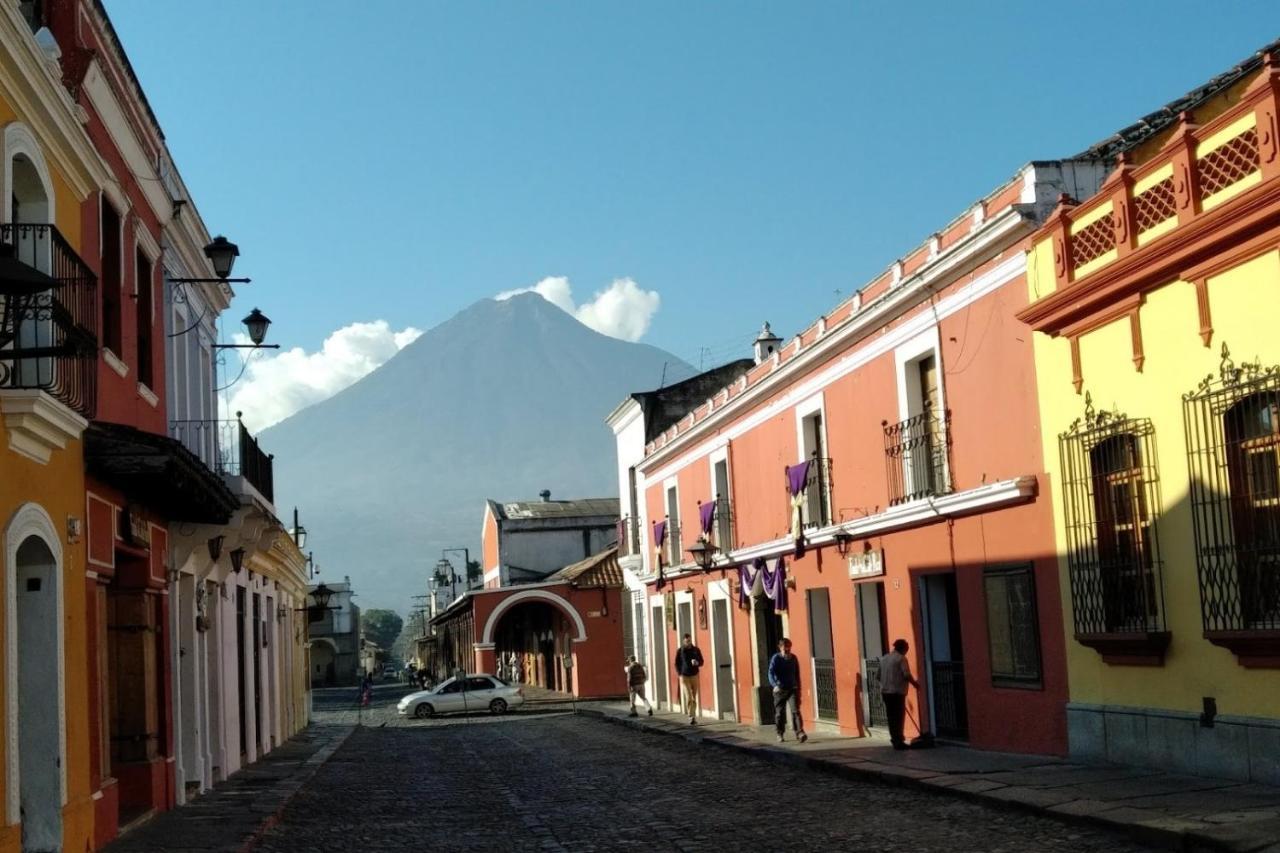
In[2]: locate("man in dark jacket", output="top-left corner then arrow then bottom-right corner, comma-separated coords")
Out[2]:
768,638 -> 808,743
673,633 -> 704,725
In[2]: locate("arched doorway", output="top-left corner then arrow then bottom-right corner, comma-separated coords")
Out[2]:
310,639 -> 337,687
12,531 -> 63,851
489,599 -> 583,693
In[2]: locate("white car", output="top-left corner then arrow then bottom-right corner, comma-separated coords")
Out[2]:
397,674 -> 524,718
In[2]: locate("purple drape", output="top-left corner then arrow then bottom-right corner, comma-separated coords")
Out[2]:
699,501 -> 716,535
786,460 -> 812,497
762,556 -> 788,611
653,520 -> 667,546
738,556 -> 786,612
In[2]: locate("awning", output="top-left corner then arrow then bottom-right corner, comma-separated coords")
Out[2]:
549,546 -> 622,588
85,422 -> 240,524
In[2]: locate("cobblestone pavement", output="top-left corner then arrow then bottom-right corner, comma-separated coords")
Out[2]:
255,697 -> 1158,853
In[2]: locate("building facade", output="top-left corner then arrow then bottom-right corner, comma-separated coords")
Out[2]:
1022,46 -> 1280,782
308,579 -> 361,687
611,162 -> 1108,755
481,494 -> 619,588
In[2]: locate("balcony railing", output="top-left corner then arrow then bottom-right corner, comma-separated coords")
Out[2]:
803,457 -> 832,528
714,495 -> 734,551
616,516 -> 641,558
0,223 -> 98,417
883,407 -> 951,505
170,413 -> 275,503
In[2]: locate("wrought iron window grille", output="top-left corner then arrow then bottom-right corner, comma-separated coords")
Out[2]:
1059,393 -> 1169,664
714,495 -> 734,552
1183,344 -> 1280,663
802,456 -> 834,529
883,404 -> 951,505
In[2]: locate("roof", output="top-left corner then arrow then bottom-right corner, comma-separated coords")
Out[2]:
548,546 -> 623,588
1073,37 -> 1280,163
630,359 -> 756,443
488,497 -> 619,521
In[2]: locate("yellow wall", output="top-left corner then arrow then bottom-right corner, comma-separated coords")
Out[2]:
1029,239 -> 1280,718
0,88 -> 96,853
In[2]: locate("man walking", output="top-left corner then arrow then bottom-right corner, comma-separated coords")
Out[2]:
624,655 -> 653,717
879,638 -> 920,750
768,638 -> 808,743
673,633 -> 704,725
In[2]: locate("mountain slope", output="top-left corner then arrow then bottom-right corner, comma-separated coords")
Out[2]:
262,293 -> 692,611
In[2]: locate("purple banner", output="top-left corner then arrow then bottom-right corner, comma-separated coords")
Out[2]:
653,520 -> 667,546
786,459 -> 812,497
762,556 -> 788,612
699,501 -> 716,535
737,558 -> 763,609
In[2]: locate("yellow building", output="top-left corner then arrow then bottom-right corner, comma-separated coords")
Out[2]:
1022,46 -> 1280,783
0,5 -> 113,851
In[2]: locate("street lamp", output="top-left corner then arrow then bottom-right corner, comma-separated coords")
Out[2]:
687,537 -> 718,572
204,236 -> 240,280
311,582 -> 334,610
291,507 -> 308,550
442,547 -> 472,590
213,308 -> 276,350
833,530 -> 854,557
229,547 -> 245,574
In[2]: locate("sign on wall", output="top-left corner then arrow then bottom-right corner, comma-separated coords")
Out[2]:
848,548 -> 884,580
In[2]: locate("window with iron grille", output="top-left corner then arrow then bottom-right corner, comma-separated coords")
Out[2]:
1183,346 -> 1280,650
982,563 -> 1042,687
1059,396 -> 1166,651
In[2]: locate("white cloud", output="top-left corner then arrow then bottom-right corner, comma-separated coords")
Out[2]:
226,320 -> 423,432
495,275 -> 660,342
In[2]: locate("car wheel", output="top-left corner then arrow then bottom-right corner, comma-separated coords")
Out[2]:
413,702 -> 435,719
489,698 -> 508,715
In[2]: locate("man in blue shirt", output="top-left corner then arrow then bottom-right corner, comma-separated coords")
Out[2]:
768,638 -> 808,743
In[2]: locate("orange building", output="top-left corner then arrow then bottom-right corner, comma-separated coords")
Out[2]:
610,161 -> 1111,754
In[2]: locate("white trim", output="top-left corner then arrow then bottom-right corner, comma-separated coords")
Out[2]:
642,251 -> 1026,484
103,347 -> 129,378
482,566 -> 500,584
137,383 -> 158,408
81,60 -> 172,222
3,121 -> 55,224
648,593 -> 670,710
4,502 -> 68,824
0,389 -> 87,464
640,220 -> 1030,478
477,589 -> 587,646
133,218 -> 161,264
893,326 -> 944,426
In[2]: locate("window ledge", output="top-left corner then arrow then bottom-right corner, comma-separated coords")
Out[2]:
1077,631 -> 1171,666
137,382 -> 158,408
103,347 -> 129,378
1204,630 -> 1280,668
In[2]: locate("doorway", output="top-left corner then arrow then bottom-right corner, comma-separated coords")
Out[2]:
15,535 -> 62,853
920,573 -> 967,739
650,605 -> 668,707
710,597 -> 734,719
806,587 -> 838,722
856,581 -> 889,729
751,594 -> 783,725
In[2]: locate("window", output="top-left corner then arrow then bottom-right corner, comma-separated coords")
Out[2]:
100,201 -> 122,355
798,407 -> 831,527
713,457 -> 733,549
1184,348 -> 1280,654
135,247 -> 153,387
439,680 -> 463,694
983,564 -> 1042,687
885,352 -> 950,504
465,677 -> 493,691
1059,402 -> 1166,652
665,483 -> 682,565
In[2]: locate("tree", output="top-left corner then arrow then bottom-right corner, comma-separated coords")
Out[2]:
466,559 -> 482,588
361,609 -> 404,656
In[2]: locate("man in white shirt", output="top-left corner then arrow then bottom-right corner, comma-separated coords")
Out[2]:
879,638 -> 919,750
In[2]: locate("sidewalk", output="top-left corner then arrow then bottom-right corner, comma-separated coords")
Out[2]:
578,702 -> 1280,853
104,725 -> 352,853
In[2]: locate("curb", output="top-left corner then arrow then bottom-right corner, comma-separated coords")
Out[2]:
576,708 -> 1272,853
238,724 -> 356,852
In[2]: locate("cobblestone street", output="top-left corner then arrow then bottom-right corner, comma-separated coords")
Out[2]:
247,688 -> 1157,853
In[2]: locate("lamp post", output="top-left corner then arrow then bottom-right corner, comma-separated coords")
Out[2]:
291,507 -> 308,549
442,547 -> 472,590
433,558 -> 458,602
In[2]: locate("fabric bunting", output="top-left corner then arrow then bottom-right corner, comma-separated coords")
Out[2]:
737,556 -> 787,613
699,501 -> 716,537
652,520 -> 668,589
785,460 -> 812,558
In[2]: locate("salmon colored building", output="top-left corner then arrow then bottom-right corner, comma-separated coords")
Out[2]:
610,161 -> 1112,755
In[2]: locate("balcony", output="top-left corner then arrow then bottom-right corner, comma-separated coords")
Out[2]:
803,458 -> 832,528
0,223 -> 98,418
616,516 -> 641,558
714,495 -> 734,551
883,408 -> 951,505
170,414 -> 275,504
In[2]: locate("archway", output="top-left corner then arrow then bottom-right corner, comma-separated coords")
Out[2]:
14,534 -> 62,851
310,638 -> 337,687
5,128 -> 55,392
488,599 -> 583,692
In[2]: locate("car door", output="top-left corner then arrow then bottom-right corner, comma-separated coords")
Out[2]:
462,676 -> 494,712
434,678 -> 465,712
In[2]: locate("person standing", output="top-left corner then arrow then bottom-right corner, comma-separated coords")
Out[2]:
768,638 -> 808,743
879,638 -> 920,750
624,655 -> 653,717
673,633 -> 704,725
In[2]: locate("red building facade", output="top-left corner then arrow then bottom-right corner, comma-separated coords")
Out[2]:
614,162 -> 1111,755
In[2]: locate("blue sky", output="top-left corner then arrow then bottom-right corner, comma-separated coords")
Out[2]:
108,1 -> 1277,377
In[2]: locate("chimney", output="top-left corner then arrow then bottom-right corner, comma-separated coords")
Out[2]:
540,489 -> 552,502
753,322 -> 782,365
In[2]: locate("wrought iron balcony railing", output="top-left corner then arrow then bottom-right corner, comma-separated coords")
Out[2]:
883,407 -> 952,505
169,413 -> 275,503
714,495 -> 734,551
802,457 -> 833,528
616,516 -> 641,558
0,223 -> 98,417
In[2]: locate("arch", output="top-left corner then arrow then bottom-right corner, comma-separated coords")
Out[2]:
2,122 -> 55,224
4,502 -> 66,836
307,636 -> 339,653
479,589 -> 587,647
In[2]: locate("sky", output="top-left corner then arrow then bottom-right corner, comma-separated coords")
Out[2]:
105,1 -> 1279,429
